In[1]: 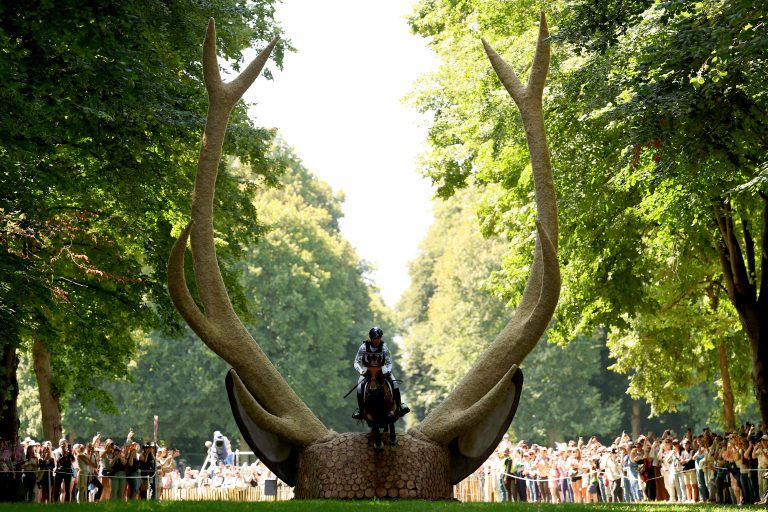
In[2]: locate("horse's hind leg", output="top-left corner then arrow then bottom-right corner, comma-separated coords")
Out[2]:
389,422 -> 397,446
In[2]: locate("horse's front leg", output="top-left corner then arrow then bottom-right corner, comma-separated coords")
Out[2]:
389,422 -> 397,446
372,426 -> 383,453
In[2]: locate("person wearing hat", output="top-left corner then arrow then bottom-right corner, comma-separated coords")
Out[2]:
604,447 -> 624,502
494,448 -> 511,502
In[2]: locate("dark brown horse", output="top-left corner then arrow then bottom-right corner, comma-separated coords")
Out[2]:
361,353 -> 397,452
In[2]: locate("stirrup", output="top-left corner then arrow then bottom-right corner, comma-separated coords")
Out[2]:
352,410 -> 364,420
399,404 -> 410,416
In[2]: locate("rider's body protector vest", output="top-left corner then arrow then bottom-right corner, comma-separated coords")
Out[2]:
354,341 -> 393,374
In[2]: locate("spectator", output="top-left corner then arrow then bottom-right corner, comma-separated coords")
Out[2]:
138,443 -> 156,499
109,443 -> 127,501
37,445 -> 55,503
566,446 -> 583,503
84,442 -> 103,501
20,444 -> 38,502
604,447 -> 623,502
680,438 -> 697,502
754,435 -> 768,503
494,448 -> 509,501
694,435 -> 711,502
125,442 -> 141,499
52,438 -> 74,502
179,467 -> 196,489
585,457 -> 600,503
100,439 -> 115,501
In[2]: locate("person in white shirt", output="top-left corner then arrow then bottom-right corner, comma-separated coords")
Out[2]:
604,447 -> 624,502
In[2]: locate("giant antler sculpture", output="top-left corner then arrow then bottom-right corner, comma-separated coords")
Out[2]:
168,14 -> 559,498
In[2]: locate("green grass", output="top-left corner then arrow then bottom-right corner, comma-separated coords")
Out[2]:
0,502 -> 742,512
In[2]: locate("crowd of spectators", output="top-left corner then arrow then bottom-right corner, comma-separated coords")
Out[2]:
481,423 -> 765,505
3,423 -> 764,504
0,429 -> 281,503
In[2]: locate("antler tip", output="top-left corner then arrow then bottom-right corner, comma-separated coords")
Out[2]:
538,12 -> 549,35
480,37 -> 497,59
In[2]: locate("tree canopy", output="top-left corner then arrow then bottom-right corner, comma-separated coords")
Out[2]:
0,0 -> 287,439
398,187 -> 636,440
406,0 -> 766,424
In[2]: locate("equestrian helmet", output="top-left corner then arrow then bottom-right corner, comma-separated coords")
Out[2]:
369,326 -> 383,339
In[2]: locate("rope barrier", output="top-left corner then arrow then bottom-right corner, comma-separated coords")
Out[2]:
0,468 -> 158,478
496,466 -> 719,484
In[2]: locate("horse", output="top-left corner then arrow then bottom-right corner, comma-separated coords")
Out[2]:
360,353 -> 398,452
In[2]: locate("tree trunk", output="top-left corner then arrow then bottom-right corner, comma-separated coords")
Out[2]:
718,342 -> 736,431
0,343 -> 20,441
707,284 -> 737,430
744,309 -> 768,429
630,399 -> 641,440
713,197 -> 768,428
32,339 -> 63,442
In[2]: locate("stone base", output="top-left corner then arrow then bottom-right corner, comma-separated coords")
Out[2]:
294,432 -> 451,499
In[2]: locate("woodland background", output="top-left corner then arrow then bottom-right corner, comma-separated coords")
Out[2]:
1,0 -> 765,466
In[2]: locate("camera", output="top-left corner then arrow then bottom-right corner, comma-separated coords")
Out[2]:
215,439 -> 224,448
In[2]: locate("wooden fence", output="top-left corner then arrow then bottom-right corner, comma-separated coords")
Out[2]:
160,486 -> 293,502
160,476 -> 486,502
453,475 -> 485,502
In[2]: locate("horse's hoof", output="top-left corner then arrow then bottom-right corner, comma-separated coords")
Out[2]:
390,437 -> 398,447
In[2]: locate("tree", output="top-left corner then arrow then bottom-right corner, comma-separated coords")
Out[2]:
0,0 -> 286,441
399,187 -> 624,439
407,0 -> 766,423
549,0 -> 768,424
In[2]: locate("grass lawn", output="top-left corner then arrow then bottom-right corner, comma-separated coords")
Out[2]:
0,502 -> 742,512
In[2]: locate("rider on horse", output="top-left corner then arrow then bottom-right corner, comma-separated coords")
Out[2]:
352,326 -> 410,421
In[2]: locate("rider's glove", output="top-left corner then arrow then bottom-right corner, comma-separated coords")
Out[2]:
360,370 -> 367,376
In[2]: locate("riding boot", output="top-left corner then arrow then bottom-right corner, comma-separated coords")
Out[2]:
352,387 -> 365,420
393,388 -> 410,416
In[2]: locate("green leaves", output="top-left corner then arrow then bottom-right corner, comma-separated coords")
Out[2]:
58,144 -> 393,445
0,0 -> 285,433
408,0 -> 767,422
